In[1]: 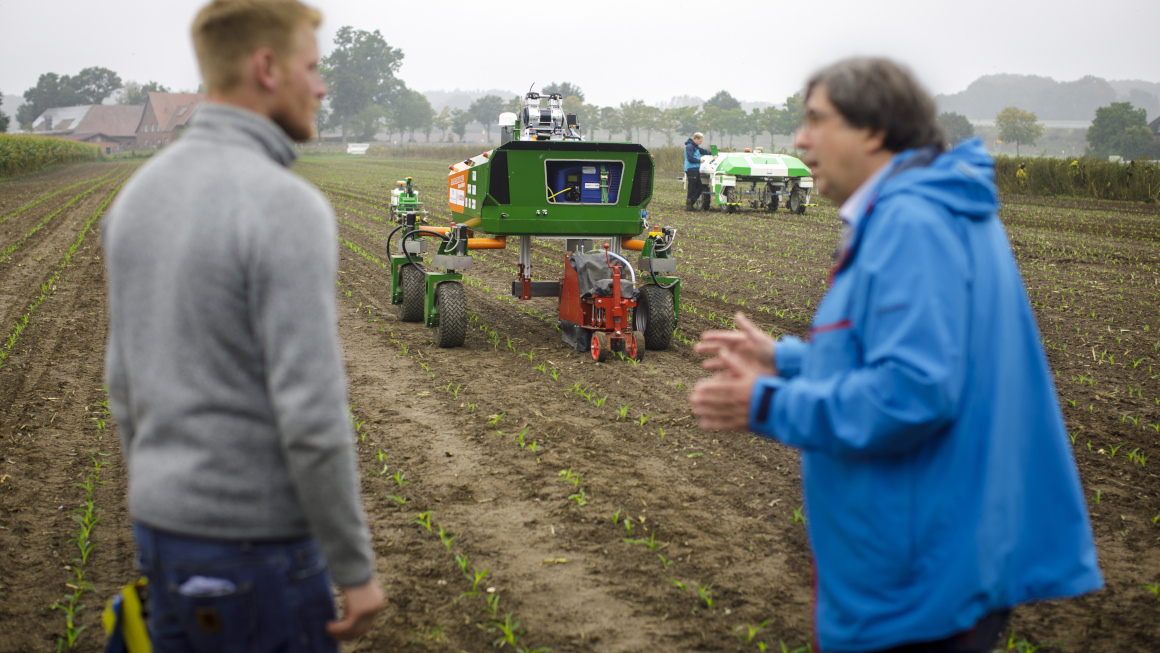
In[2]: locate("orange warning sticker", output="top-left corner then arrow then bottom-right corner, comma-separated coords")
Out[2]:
448,172 -> 466,213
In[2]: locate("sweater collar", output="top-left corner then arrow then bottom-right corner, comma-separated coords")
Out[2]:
186,103 -> 298,167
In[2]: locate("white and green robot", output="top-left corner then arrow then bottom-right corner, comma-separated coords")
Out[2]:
693,147 -> 815,214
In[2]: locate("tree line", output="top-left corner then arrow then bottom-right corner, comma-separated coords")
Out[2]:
5,67 -> 173,130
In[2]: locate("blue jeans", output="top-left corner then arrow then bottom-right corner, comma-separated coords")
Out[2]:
132,522 -> 338,653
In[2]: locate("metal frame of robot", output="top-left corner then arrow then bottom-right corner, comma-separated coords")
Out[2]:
385,92 -> 681,361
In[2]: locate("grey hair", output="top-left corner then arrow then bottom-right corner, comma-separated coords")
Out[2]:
804,58 -> 945,153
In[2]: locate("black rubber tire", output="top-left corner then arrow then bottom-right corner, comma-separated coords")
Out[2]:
788,186 -> 807,215
433,281 -> 466,348
723,187 -> 737,213
634,285 -> 675,350
398,264 -> 424,322
698,192 -> 712,211
766,184 -> 779,212
592,331 -> 610,362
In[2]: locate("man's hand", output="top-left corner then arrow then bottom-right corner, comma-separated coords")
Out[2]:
690,347 -> 762,432
695,312 -> 777,376
327,578 -> 384,641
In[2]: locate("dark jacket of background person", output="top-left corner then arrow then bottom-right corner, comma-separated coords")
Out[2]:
685,137 -> 710,171
102,104 -> 375,588
748,139 -> 1102,651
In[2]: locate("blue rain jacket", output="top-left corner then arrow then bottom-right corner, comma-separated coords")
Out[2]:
749,139 -> 1102,652
685,137 -> 710,171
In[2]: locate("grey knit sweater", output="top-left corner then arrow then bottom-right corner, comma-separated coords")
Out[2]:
102,104 -> 373,587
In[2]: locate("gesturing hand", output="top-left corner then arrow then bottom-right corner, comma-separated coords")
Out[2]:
690,347 -> 763,432
694,312 -> 777,376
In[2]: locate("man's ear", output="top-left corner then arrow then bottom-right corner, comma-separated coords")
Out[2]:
251,47 -> 279,93
862,128 -> 887,155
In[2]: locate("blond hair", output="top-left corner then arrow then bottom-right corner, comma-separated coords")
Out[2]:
192,0 -> 322,93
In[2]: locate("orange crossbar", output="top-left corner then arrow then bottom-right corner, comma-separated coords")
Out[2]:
467,237 -> 506,250
622,239 -> 646,251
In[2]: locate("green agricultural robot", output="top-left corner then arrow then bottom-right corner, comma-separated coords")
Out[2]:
387,90 -> 680,361
693,146 -> 816,214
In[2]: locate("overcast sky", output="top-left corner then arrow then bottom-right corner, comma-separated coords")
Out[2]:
2,0 -> 1158,107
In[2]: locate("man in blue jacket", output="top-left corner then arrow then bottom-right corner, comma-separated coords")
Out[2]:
685,132 -> 711,211
690,58 -> 1101,652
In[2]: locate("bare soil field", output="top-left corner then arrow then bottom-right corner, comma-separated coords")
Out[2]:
0,156 -> 1157,652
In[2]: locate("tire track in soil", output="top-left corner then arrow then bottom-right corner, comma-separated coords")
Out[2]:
0,188 -> 133,653
331,221 -> 818,650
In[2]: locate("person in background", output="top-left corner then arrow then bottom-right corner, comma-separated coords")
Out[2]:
689,57 -> 1101,653
685,131 -> 711,211
102,0 -> 383,650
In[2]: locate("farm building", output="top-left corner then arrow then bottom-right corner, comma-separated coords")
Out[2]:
135,92 -> 205,148
1151,115 -> 1160,143
30,104 -> 144,153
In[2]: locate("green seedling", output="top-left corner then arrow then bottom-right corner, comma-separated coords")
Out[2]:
386,494 -> 407,505
438,525 -> 457,551
391,471 -> 409,487
792,506 -> 805,523
455,554 -> 470,576
568,490 -> 589,506
486,591 -> 501,616
733,620 -> 771,643
624,517 -> 633,535
412,511 -> 433,532
488,412 -> 506,425
694,582 -> 715,609
658,427 -> 665,441
1092,490 -> 1102,504
516,427 -> 529,449
1141,582 -> 1160,598
616,404 -> 631,420
550,368 -> 560,381
485,613 -> 524,649
637,413 -> 650,426
668,579 -> 687,591
611,509 -> 622,525
528,440 -> 540,452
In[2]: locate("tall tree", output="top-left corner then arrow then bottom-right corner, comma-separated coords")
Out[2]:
18,73 -> 72,126
468,94 -> 505,143
0,94 -> 9,133
704,90 -> 741,112
541,82 -> 584,102
618,99 -> 648,141
781,93 -> 805,135
599,107 -> 620,141
320,27 -> 404,143
119,80 -> 171,105
670,106 -> 700,139
70,67 -> 122,104
995,106 -> 1043,156
699,105 -> 723,143
434,106 -> 452,142
1086,102 -> 1150,158
449,108 -> 472,142
937,112 -> 974,146
393,89 -> 435,142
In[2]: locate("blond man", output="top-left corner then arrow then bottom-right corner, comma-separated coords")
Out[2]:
103,1 -> 383,650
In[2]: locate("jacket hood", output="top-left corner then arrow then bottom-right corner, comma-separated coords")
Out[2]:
685,137 -> 697,146
877,138 -> 998,221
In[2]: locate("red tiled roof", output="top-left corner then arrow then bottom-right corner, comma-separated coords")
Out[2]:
145,92 -> 205,132
75,105 -> 144,138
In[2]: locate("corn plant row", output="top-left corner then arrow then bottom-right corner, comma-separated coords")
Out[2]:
0,179 -> 124,371
52,451 -> 108,650
0,134 -> 102,178
343,307 -> 551,652
0,171 -> 126,264
0,164 -> 124,226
